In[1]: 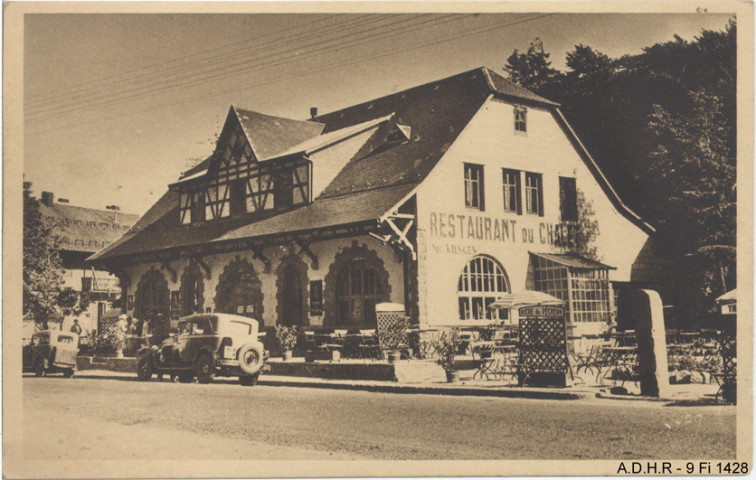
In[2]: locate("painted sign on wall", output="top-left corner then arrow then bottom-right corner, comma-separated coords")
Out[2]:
310,280 -> 323,316
428,212 -> 579,248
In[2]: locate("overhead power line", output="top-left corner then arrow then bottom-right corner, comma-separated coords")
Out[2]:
27,14 -> 552,136
26,14 -> 439,117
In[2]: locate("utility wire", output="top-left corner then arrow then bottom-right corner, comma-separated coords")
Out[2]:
24,15 -> 340,105
26,14 -> 430,117
27,14 -> 551,136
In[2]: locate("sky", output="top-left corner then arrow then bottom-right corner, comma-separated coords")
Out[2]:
22,10 -> 734,216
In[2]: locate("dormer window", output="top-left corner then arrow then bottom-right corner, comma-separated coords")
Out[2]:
514,106 -> 527,133
177,158 -> 311,225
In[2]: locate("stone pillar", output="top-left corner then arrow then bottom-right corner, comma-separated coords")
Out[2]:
633,289 -> 671,397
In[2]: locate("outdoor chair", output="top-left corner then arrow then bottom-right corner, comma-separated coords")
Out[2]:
302,331 -> 317,351
573,341 -> 612,380
356,330 -> 381,360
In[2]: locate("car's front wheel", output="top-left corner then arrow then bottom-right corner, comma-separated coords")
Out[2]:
239,373 -> 260,386
34,358 -> 47,377
136,355 -> 154,381
194,354 -> 215,384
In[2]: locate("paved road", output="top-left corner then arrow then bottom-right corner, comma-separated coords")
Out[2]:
19,376 -> 735,461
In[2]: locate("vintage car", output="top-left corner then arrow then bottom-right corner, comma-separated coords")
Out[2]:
136,313 -> 268,386
22,330 -> 79,377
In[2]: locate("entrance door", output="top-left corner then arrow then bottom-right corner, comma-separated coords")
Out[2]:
280,264 -> 303,326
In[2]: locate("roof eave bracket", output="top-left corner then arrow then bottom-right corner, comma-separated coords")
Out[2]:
295,237 -> 319,270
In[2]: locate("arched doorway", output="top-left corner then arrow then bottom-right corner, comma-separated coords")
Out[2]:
276,255 -> 308,327
324,244 -> 391,327
179,263 -> 205,317
214,257 -> 264,320
134,267 -> 170,341
457,255 -> 510,321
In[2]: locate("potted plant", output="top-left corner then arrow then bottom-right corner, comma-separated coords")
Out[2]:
436,327 -> 462,382
274,325 -> 298,361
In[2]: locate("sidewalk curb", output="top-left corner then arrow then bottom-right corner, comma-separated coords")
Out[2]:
594,391 -> 723,404
257,378 -> 587,400
68,370 -> 584,400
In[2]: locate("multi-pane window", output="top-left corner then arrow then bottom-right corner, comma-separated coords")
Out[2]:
502,169 -> 521,213
464,163 -> 485,211
457,255 -> 509,321
337,263 -> 386,325
532,255 -> 611,324
525,172 -> 543,216
514,106 -> 527,132
559,177 -> 578,222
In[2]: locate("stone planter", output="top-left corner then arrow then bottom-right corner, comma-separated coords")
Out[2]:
282,350 -> 293,362
387,351 -> 402,363
445,370 -> 459,383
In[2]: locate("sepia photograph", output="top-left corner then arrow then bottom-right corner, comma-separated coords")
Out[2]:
3,2 -> 752,478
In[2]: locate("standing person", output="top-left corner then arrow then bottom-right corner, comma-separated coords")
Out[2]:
142,318 -> 152,347
70,319 -> 83,346
70,319 -> 82,335
116,314 -> 128,357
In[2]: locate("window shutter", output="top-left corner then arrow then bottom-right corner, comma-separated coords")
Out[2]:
538,174 -> 544,217
516,172 -> 523,215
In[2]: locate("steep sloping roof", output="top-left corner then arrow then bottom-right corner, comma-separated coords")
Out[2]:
234,108 -> 324,161
267,114 -> 393,161
217,184 -> 416,241
39,202 -> 139,254
89,66 -> 650,263
313,68 -> 494,199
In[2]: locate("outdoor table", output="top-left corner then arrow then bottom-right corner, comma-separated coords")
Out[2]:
597,345 -> 638,384
314,334 -> 344,353
473,344 -> 517,381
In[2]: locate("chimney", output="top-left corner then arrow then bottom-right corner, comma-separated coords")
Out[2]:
41,191 -> 54,207
310,107 -> 318,120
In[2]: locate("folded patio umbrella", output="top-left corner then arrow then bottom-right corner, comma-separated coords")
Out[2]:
489,291 -> 564,310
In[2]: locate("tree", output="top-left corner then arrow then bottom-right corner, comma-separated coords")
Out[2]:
57,288 -> 92,318
503,38 -> 559,92
23,182 -> 64,326
645,88 -> 735,253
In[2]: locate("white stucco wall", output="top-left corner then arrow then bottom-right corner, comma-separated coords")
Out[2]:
121,234 -> 405,328
414,97 -> 649,329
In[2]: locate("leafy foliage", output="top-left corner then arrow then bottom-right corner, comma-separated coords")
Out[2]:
503,38 -> 558,91
503,21 -> 736,319
434,327 -> 461,372
274,325 -> 299,351
57,288 -> 93,317
23,182 -> 64,325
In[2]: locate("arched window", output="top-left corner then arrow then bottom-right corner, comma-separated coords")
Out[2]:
457,255 -> 509,321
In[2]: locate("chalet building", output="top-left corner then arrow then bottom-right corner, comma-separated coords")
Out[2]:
39,191 -> 139,333
88,67 -> 668,340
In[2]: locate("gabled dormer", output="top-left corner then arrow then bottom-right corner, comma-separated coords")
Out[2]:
171,107 -> 324,225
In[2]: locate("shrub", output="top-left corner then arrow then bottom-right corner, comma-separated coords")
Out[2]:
86,324 -> 122,356
274,325 -> 299,351
434,327 -> 461,372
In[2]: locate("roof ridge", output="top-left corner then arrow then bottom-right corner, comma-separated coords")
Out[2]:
314,67 -> 490,122
41,202 -> 139,218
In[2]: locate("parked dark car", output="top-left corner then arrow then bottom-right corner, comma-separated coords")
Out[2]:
23,330 -> 79,377
136,313 -> 268,386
